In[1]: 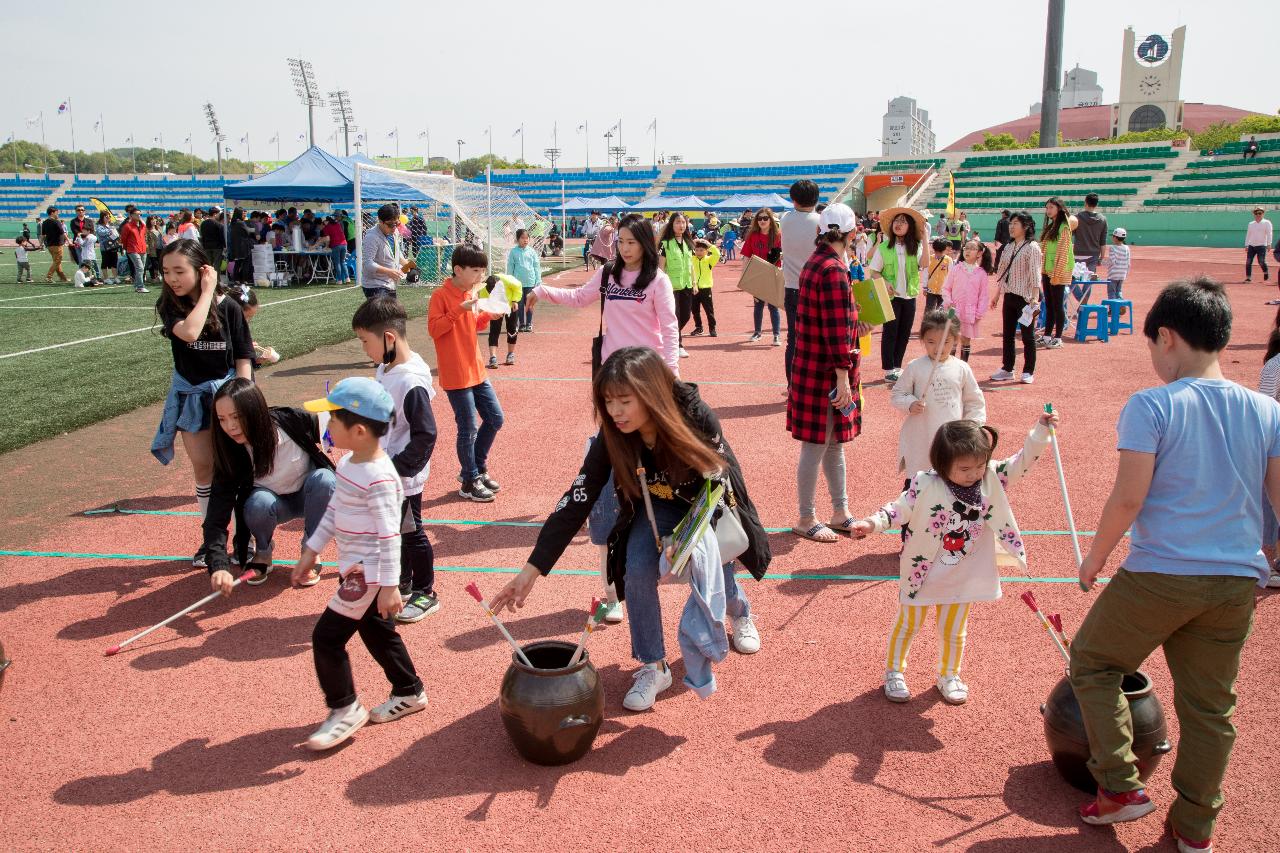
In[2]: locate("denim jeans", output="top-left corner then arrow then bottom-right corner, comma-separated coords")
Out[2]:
445,380 -> 504,482
242,467 -> 336,560
362,285 -> 397,300
127,252 -> 145,289
1246,245 -> 1269,279
1106,279 -> 1125,300
753,298 -> 780,336
623,500 -> 750,664
330,244 -> 348,282
518,287 -> 534,328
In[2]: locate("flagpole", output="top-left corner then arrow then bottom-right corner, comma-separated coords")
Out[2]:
131,134 -> 137,174
98,114 -> 107,176
652,119 -> 657,167
487,125 -> 492,162
245,133 -> 251,171
276,131 -> 280,162
395,128 -> 399,161
39,112 -> 48,176
187,135 -> 194,178
520,124 -> 524,163
67,97 -> 78,175
585,120 -> 589,170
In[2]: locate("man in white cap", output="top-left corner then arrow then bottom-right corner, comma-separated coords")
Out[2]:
1245,207 -> 1272,283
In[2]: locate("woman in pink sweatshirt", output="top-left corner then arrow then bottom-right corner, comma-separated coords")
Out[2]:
527,214 -> 680,374
940,239 -> 995,362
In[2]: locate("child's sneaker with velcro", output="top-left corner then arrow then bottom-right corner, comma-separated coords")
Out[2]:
1078,787 -> 1156,825
883,669 -> 910,703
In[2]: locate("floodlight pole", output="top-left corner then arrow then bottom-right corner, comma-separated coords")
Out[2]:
1039,0 -> 1065,148
354,163 -> 362,290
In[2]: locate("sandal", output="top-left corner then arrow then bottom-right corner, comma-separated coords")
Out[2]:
828,518 -> 859,537
791,523 -> 839,543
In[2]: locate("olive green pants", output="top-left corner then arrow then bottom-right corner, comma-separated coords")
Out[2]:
1069,568 -> 1255,841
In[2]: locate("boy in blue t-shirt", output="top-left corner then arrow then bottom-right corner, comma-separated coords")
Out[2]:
1070,277 -> 1280,851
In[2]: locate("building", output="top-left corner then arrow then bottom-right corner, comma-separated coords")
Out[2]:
1112,26 -> 1186,135
882,97 -> 936,157
1031,65 -> 1103,113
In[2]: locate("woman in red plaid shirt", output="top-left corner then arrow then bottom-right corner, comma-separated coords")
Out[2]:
787,203 -> 867,543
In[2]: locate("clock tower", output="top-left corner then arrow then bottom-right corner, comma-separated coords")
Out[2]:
1112,25 -> 1186,136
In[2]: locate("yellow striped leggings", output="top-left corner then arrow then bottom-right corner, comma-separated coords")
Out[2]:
886,603 -> 972,676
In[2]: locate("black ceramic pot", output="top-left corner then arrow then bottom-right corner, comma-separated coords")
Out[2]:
499,640 -> 604,766
1041,670 -> 1172,792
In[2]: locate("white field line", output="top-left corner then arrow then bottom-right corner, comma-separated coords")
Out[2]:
0,305 -> 153,310
0,284 -> 361,359
0,284 -> 130,302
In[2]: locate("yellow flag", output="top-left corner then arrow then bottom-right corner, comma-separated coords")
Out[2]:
945,173 -> 955,219
88,196 -> 115,223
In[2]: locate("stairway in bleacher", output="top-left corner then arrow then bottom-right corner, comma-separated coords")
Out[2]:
39,178 -> 74,217
647,165 -> 675,197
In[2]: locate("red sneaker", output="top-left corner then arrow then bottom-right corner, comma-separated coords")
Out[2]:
1171,826 -> 1213,852
1079,788 -> 1157,825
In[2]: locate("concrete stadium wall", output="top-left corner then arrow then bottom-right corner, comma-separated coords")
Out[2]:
963,211 -> 1267,249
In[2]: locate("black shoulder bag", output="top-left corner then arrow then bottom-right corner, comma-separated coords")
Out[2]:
591,262 -> 611,377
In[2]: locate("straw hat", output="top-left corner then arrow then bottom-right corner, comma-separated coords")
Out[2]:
878,206 -> 927,242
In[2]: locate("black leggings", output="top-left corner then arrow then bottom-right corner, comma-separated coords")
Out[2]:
400,492 -> 435,596
1001,292 -> 1038,375
312,598 -> 421,709
880,296 -> 917,371
674,288 -> 694,344
1042,274 -> 1066,339
488,312 -> 518,348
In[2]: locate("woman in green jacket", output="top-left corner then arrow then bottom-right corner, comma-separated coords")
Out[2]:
659,213 -> 696,359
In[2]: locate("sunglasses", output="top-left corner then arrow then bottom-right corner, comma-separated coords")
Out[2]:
756,216 -> 770,222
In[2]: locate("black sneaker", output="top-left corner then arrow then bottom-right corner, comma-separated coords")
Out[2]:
709,329 -> 718,337
688,328 -> 704,337
459,479 -> 496,502
478,471 -> 501,493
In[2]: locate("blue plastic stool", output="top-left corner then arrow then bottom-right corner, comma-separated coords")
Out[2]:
1075,304 -> 1110,343
1101,299 -> 1134,335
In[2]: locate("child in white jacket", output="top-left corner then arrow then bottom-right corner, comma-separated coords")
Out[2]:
852,410 -> 1059,705
890,310 -> 986,489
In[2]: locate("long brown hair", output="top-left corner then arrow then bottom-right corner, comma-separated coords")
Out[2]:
211,378 -> 278,480
746,207 -> 779,243
155,239 -> 222,336
592,347 -> 724,500
659,212 -> 694,251
1040,197 -> 1071,243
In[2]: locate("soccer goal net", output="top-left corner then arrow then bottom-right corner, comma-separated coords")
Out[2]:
353,163 -> 550,287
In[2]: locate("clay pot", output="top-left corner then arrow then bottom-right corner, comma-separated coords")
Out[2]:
1041,670 -> 1172,792
499,640 -> 604,766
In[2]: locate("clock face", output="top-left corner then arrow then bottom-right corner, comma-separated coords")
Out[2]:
1139,74 -> 1163,96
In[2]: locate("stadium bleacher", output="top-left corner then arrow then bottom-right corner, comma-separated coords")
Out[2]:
477,168 -> 659,212
0,177 -> 61,220
872,158 -> 945,172
1147,147 -> 1280,207
53,177 -> 231,218
662,162 -> 858,204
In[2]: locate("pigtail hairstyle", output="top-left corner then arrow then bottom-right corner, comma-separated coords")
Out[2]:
929,420 -> 1000,477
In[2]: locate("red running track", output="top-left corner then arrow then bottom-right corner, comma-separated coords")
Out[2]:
1,247 -> 1278,850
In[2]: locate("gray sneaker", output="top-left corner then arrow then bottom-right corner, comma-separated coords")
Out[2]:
396,592 -> 440,623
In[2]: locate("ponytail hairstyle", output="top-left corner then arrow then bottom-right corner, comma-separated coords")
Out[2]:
659,212 -> 694,251
235,283 -> 258,310
211,378 -> 277,480
1040,197 -> 1071,243
929,420 -> 1000,476
155,239 -> 222,337
606,215 -> 660,291
964,238 -> 995,274
592,347 -> 724,500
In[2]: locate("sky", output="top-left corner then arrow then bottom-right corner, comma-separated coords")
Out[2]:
3,0 -> 1276,170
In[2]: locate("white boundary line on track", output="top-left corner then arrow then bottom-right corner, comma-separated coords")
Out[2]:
0,284 -> 130,303
0,284 -> 361,360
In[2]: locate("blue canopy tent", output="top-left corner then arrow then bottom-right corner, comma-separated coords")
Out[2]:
223,146 -> 428,204
558,195 -> 631,212
629,194 -> 711,211
711,192 -> 790,210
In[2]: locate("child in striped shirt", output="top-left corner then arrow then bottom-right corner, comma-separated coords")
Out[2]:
1106,228 -> 1131,308
293,377 -> 426,751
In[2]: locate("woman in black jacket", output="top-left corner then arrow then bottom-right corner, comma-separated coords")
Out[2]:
491,347 -> 771,711
204,378 -> 336,595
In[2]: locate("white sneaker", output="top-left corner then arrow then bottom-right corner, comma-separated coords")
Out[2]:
678,347 -> 690,358
1020,372 -> 1035,384
369,690 -> 428,723
884,670 -> 910,703
1267,569 -> 1280,589
622,662 -> 673,711
730,615 -> 761,654
989,369 -> 1016,381
1047,337 -> 1064,349
602,600 -> 625,624
937,674 -> 969,705
305,701 -> 369,751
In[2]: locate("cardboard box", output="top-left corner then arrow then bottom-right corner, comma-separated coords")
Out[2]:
852,277 -> 895,326
736,255 -> 785,308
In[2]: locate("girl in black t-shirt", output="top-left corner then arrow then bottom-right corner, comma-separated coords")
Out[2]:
151,240 -> 254,568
